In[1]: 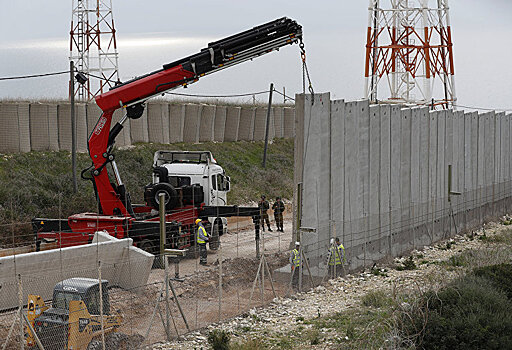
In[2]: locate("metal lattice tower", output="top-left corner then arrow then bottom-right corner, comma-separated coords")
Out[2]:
364,0 -> 456,109
70,0 -> 120,101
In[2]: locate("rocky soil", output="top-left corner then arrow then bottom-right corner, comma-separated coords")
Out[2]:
151,220 -> 512,349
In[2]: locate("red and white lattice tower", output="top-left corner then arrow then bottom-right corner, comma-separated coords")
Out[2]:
70,0 -> 120,101
364,0 -> 456,109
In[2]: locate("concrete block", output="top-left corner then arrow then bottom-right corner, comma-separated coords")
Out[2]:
379,105 -> 391,256
129,106 -> 149,143
57,103 -> 72,151
273,107 -> 284,138
29,103 -> 50,151
283,107 -> 295,138
147,103 -> 165,144
76,103 -> 88,152
253,107 -> 267,141
0,231 -> 153,311
86,103 -> 102,136
183,104 -> 201,143
169,104 -> 185,143
369,105 -> 381,254
389,106 -> 402,256
199,104 -> 215,142
17,103 -> 31,153
48,105 -> 59,151
0,103 -> 21,152
330,100 -> 345,239
214,105 -> 227,142
224,106 -> 240,142
238,107 -> 255,141
400,108 -> 412,249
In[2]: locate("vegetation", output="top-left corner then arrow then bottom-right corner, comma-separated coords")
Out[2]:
0,139 -> 294,245
208,329 -> 231,350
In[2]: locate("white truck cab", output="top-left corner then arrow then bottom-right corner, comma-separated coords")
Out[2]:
152,150 -> 230,235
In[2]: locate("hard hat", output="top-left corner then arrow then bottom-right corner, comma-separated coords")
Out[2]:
195,218 -> 202,224
295,241 -> 300,246
330,238 -> 335,245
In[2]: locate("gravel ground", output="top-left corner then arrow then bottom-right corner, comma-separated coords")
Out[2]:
151,219 -> 512,349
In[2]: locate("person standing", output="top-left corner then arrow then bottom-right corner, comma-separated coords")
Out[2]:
258,195 -> 272,232
327,238 -> 343,278
196,218 -> 209,266
290,241 -> 301,290
272,196 -> 285,232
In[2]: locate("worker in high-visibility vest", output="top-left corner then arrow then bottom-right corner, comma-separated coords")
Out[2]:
327,238 -> 344,278
290,241 -> 301,290
196,218 -> 209,266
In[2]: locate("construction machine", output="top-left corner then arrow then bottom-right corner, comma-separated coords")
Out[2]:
26,278 -> 131,350
32,17 -> 304,254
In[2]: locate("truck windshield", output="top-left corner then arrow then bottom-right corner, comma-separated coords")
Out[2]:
160,152 -> 209,163
53,291 -> 82,310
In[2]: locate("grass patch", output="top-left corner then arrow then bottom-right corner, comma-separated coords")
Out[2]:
0,139 -> 294,245
361,290 -> 393,308
207,329 -> 231,350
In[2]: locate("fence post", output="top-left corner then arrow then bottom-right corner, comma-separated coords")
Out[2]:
17,274 -> 24,350
98,262 -> 106,350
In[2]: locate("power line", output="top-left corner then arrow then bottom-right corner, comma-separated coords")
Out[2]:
273,88 -> 295,101
164,91 -> 269,98
453,104 -> 512,113
0,70 -> 69,81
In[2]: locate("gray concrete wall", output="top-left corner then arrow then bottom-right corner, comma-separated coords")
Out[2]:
0,101 -> 296,153
0,231 -> 153,311
295,94 -> 512,274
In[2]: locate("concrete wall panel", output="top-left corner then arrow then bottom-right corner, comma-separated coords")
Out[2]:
29,104 -> 50,151
76,103 -> 88,152
283,107 -> 295,138
129,107 -> 149,143
253,107 -> 267,141
17,103 -> 31,153
238,107 -> 255,141
199,105 -> 216,142
0,104 -> 21,152
183,104 -> 201,143
48,105 -> 59,151
273,107 -> 284,138
57,103 -> 72,151
169,104 -> 185,143
224,106 -> 240,142
214,106 -> 226,142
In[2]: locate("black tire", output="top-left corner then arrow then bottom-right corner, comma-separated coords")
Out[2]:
209,220 -> 221,251
149,183 -> 178,210
87,340 -> 102,350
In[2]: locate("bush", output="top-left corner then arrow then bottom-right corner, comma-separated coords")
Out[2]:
473,263 -> 512,300
402,275 -> 512,350
361,290 -> 392,308
208,329 -> 231,350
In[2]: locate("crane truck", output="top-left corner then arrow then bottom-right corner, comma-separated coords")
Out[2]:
32,17 -> 303,254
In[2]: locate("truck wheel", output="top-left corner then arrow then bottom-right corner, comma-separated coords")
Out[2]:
149,183 -> 178,210
209,221 -> 221,251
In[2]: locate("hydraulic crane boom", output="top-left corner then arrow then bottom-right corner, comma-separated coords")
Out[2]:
86,17 -> 303,217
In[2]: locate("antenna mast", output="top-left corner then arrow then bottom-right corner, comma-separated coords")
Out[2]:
364,0 -> 456,109
70,0 -> 120,101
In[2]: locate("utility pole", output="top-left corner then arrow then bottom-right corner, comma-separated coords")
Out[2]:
70,60 -> 78,193
262,83 -> 274,168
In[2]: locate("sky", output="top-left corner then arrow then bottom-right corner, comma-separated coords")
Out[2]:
0,0 -> 511,111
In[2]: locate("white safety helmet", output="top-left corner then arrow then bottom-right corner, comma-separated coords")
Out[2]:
330,238 -> 335,245
295,241 -> 300,246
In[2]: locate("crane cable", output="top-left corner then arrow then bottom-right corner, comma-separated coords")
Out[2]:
299,40 -> 315,105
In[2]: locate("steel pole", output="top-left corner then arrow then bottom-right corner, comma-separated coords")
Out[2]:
262,83 -> 274,168
70,61 -> 77,193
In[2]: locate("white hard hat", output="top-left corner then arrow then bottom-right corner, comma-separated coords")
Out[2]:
295,241 -> 300,246
330,238 -> 335,245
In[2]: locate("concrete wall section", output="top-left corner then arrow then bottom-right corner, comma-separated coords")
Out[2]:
199,105 -> 216,142
169,104 -> 185,143
238,107 -> 255,141
0,104 -> 21,152
0,232 -> 153,311
29,104 -> 50,151
224,107 -> 240,142
183,104 -> 201,143
295,94 -> 512,274
214,106 -> 227,142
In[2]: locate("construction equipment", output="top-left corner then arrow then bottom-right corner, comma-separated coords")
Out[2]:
26,278 -> 127,350
32,17 -> 304,253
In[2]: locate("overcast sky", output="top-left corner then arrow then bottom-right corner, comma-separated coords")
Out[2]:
0,0 -> 511,110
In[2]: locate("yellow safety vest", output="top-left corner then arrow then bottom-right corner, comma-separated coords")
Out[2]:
328,245 -> 342,266
338,243 -> 345,261
197,225 -> 208,244
292,249 -> 300,267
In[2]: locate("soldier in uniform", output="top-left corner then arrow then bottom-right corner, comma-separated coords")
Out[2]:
272,196 -> 285,232
258,195 -> 272,232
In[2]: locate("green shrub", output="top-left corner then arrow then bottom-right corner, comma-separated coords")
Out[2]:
396,256 -> 416,271
361,290 -> 392,308
473,263 -> 512,300
402,275 -> 512,350
208,329 -> 231,350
